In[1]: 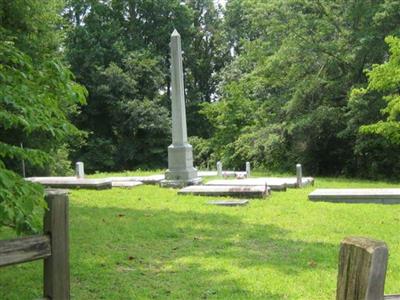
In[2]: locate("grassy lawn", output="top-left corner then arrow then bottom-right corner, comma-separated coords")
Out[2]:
1,172 -> 400,299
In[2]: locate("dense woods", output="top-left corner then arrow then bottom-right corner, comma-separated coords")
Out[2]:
1,0 -> 400,232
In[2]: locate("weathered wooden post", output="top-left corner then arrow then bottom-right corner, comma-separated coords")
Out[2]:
296,163 -> 302,187
336,236 -> 388,300
43,189 -> 70,300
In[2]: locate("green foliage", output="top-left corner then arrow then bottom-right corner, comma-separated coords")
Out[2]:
0,0 -> 87,233
64,0 -> 230,171
72,50 -> 170,172
353,36 -> 400,143
189,136 -> 214,169
0,165 -> 45,233
203,0 -> 400,178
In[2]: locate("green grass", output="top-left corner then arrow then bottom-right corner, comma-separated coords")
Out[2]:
1,172 -> 400,299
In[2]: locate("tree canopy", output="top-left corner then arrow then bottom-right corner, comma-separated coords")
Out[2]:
0,0 -> 86,233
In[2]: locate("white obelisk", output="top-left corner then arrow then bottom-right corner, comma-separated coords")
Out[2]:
161,30 -> 201,187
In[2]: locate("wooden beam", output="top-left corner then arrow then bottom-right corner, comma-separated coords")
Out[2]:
336,236 -> 388,300
43,189 -> 70,300
0,235 -> 51,267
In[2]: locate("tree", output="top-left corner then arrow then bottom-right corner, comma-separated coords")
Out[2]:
353,36 -> 400,143
202,0 -> 400,177
0,0 -> 87,233
64,0 -> 229,171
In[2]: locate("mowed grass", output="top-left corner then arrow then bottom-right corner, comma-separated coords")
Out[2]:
1,173 -> 400,299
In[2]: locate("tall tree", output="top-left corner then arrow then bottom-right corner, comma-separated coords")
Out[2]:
64,0 -> 229,171
0,0 -> 86,233
203,0 -> 400,177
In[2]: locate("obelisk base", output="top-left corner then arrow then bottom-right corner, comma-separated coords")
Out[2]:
160,144 -> 202,188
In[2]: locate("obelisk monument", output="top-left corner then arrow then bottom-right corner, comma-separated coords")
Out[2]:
161,30 -> 201,187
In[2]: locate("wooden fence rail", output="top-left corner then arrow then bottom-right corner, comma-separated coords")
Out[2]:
0,189 -> 69,300
337,236 -> 400,300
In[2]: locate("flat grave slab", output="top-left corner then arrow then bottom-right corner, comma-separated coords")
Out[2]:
207,200 -> 249,206
206,178 -> 286,191
111,181 -> 143,188
221,171 -> 247,178
107,174 -> 165,184
206,177 -> 314,190
283,177 -> 314,188
309,189 -> 400,204
198,171 -> 218,177
178,185 -> 269,198
26,177 -> 112,190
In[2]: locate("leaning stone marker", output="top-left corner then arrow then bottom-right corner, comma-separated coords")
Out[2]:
337,236 -> 388,300
160,30 -> 201,188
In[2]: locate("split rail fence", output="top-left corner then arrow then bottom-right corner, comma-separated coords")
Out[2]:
0,190 -> 69,300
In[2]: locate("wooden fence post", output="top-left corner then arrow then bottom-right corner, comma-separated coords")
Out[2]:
336,236 -> 388,300
43,189 -> 70,300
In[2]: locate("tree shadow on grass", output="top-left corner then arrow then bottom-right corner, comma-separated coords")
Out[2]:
67,202 -> 339,299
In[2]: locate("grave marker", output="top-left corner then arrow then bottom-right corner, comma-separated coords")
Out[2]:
217,161 -> 222,177
246,161 -> 251,177
296,163 -> 302,187
161,30 -> 201,188
75,162 -> 84,179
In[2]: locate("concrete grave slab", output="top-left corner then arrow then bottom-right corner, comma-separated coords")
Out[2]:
107,175 -> 165,184
26,177 -> 112,190
278,177 -> 314,188
111,181 -> 143,188
206,178 -> 286,191
198,171 -> 218,177
207,200 -> 249,206
309,189 -> 400,204
178,185 -> 269,198
221,171 -> 247,178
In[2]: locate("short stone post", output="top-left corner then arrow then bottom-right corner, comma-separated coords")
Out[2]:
336,236 -> 388,300
75,162 -> 84,179
217,161 -> 222,177
246,162 -> 251,178
296,163 -> 302,187
43,190 -> 70,300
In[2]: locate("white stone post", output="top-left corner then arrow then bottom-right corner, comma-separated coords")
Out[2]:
246,162 -> 251,177
296,163 -> 302,187
161,30 -> 201,187
75,162 -> 84,179
217,161 -> 222,177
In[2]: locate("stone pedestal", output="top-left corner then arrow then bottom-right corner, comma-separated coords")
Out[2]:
161,144 -> 202,188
